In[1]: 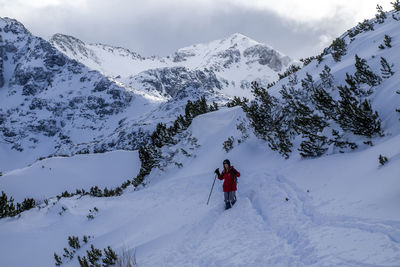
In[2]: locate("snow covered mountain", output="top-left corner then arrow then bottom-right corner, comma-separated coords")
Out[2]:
0,17 -> 161,171
0,18 -> 292,171
50,32 -> 292,98
1,5 -> 400,267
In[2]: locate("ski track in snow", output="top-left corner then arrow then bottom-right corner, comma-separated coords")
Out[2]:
128,168 -> 400,266
240,172 -> 400,266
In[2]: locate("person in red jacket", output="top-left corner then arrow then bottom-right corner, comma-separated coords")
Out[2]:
215,159 -> 240,210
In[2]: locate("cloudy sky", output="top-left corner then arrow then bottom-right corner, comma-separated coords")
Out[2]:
0,0 -> 394,60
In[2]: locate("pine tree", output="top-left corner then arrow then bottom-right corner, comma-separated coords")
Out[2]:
78,255 -> 90,267
337,84 -> 382,137
243,82 -> 278,139
344,72 -> 369,97
267,125 -> 293,159
357,19 -> 374,32
378,154 -> 388,165
63,247 -> 74,260
331,38 -> 347,62
102,246 -> 118,266
17,198 -> 35,213
133,144 -> 161,187
68,236 -> 81,250
151,123 -> 174,148
90,186 -> 103,197
243,82 -> 293,158
316,54 -> 324,64
0,191 -> 16,218
300,56 -> 315,66
312,86 -> 338,120
329,129 -> 358,150
184,100 -> 194,123
375,4 -> 387,23
87,244 -> 102,265
278,65 -> 301,80
288,73 -> 298,86
384,35 -> 392,48
319,65 -> 334,90
391,0 -> 400,11
299,134 -> 329,158
172,114 -> 188,133
209,101 -> 218,111
354,55 -> 382,86
301,73 -> 317,93
293,102 -> 329,158
199,96 -> 208,114
380,57 -> 395,78
227,96 -> 249,108
54,253 -> 63,266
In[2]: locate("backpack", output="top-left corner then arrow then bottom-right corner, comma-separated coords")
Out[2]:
231,168 -> 238,184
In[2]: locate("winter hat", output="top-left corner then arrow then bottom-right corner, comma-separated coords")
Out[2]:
223,159 -> 231,166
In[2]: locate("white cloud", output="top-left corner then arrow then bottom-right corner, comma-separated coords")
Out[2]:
229,0 -> 393,22
0,0 -> 396,60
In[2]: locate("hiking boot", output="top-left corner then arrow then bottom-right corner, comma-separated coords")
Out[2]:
225,201 -> 232,210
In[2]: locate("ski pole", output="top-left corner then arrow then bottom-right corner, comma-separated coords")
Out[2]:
207,173 -> 217,205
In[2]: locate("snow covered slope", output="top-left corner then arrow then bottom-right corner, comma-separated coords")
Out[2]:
254,8 -> 400,159
0,150 -> 139,202
50,32 -> 293,99
0,17 -> 163,171
0,107 -> 399,266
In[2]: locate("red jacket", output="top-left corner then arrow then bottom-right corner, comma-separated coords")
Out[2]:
218,166 -> 240,192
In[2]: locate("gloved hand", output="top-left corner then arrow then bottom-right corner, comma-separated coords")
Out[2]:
214,168 -> 220,176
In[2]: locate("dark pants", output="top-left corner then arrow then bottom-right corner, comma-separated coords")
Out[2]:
224,191 -> 236,204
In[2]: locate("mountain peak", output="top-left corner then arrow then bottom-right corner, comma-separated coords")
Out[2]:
0,17 -> 30,35
50,33 -> 85,45
218,32 -> 257,47
226,32 -> 256,42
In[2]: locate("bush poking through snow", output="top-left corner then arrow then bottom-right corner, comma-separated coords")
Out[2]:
384,35 -> 392,48
54,235 -> 119,266
68,236 -> 81,250
376,4 -> 387,23
223,136 -> 235,153
87,207 -> 98,220
54,253 -> 63,266
102,246 -> 118,266
380,57 -> 395,78
379,154 -> 389,165
83,235 -> 92,244
299,56 -> 315,66
63,247 -> 74,260
86,244 -> 103,265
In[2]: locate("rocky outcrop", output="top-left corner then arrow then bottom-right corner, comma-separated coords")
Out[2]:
128,66 -> 222,98
243,44 -> 291,72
